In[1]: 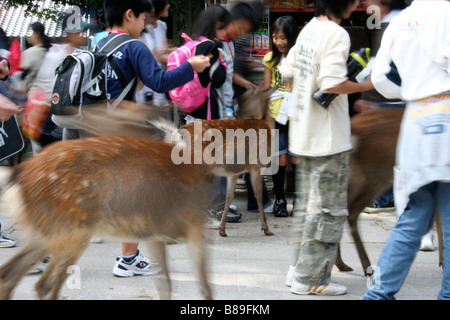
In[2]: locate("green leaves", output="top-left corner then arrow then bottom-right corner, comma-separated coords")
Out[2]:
0,0 -> 104,20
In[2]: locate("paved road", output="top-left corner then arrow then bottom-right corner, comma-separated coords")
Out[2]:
0,193 -> 442,301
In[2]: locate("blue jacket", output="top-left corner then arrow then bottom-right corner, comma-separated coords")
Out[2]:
99,34 -> 194,100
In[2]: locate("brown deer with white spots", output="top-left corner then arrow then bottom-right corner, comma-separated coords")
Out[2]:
0,136 -> 213,300
178,88 -> 277,237
181,117 -> 275,237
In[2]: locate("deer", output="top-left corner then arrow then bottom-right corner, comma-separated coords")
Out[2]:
335,107 -> 444,275
178,87 -> 278,237
63,88 -> 277,238
0,136 -> 213,300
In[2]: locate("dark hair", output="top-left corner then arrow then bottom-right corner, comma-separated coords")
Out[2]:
152,0 -> 170,17
229,2 -> 260,32
192,5 -> 232,41
386,0 -> 407,10
104,0 -> 153,27
31,22 -> 52,49
269,16 -> 298,66
314,0 -> 358,20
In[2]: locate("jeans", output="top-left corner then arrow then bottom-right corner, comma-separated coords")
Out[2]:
362,182 -> 450,300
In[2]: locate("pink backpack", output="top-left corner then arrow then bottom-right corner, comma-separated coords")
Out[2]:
167,33 -> 212,117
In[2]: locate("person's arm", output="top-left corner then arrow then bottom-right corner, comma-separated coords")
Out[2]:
325,77 -> 374,95
233,73 -> 257,91
371,19 -> 402,99
0,58 -> 10,81
130,41 -> 209,93
0,94 -> 20,121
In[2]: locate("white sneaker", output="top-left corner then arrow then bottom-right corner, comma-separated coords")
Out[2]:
291,280 -> 347,296
113,251 -> 162,277
420,230 -> 435,251
28,256 -> 50,274
0,234 -> 15,248
285,265 -> 295,287
203,216 -> 220,229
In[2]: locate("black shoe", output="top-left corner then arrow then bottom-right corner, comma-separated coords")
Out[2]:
273,199 -> 289,217
363,199 -> 395,214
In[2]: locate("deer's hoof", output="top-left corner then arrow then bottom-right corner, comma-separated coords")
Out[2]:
219,230 -> 228,237
263,229 -> 275,236
336,263 -> 353,272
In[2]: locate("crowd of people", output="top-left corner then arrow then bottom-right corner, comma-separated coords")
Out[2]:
0,0 -> 449,300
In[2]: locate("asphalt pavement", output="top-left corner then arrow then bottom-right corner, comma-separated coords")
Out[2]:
0,189 -> 442,302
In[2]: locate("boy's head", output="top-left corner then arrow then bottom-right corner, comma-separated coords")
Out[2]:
315,0 -> 360,20
104,0 -> 153,29
226,2 -> 262,40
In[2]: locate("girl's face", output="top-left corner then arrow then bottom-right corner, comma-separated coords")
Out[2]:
272,29 -> 289,55
216,23 -> 227,41
160,4 -> 170,18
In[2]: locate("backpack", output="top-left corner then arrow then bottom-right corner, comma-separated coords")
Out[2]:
167,33 -> 212,115
50,34 -> 138,121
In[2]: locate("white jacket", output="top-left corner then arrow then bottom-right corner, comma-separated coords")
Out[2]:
371,0 -> 450,216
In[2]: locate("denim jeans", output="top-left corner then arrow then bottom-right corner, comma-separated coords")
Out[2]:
362,182 -> 450,300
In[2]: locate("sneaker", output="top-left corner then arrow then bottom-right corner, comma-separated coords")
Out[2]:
285,265 -> 295,287
113,251 -> 162,277
204,215 -> 220,229
208,207 -> 242,223
363,199 -> 395,213
291,280 -> 347,296
28,256 -> 50,274
0,234 -> 15,248
273,199 -> 289,217
420,230 -> 435,251
91,237 -> 104,243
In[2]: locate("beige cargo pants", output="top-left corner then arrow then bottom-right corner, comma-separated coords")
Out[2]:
292,151 -> 350,286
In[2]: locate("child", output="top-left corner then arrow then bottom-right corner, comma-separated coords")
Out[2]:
262,15 -> 300,218
137,0 -> 173,107
184,5 -> 231,122
58,0 -> 210,277
279,0 -> 373,296
208,2 -> 263,225
363,0 -> 450,300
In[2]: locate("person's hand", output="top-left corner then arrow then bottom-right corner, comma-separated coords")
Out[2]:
188,55 -> 211,73
0,94 -> 20,121
0,59 -> 9,80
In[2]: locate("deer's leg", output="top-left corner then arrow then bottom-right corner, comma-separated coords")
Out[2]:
249,169 -> 274,236
347,213 -> 372,276
335,243 -> 354,272
187,225 -> 212,300
35,235 -> 91,300
0,233 -> 48,300
219,176 -> 237,237
146,240 -> 171,299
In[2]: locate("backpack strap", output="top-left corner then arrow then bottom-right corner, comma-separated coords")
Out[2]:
99,33 -> 137,56
99,34 -> 139,107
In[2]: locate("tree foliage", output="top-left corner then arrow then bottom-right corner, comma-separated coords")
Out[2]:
0,0 -> 104,19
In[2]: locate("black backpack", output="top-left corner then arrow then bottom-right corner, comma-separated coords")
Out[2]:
50,34 -> 138,120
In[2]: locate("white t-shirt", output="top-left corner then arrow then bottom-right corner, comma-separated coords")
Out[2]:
279,18 -> 351,157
